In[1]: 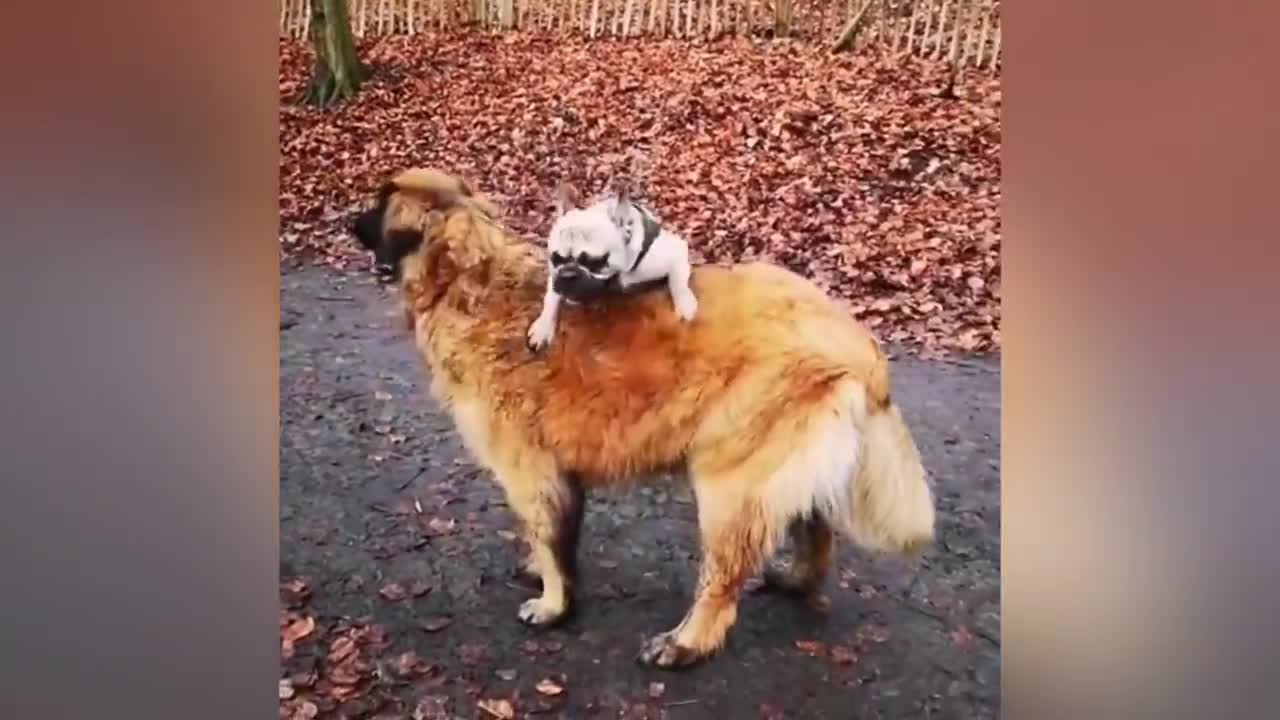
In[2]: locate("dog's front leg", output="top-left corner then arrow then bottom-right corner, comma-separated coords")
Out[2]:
502,468 -> 584,627
526,274 -> 562,351
667,246 -> 699,321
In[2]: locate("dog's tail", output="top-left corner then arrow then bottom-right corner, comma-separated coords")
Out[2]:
842,397 -> 935,557
766,370 -> 934,558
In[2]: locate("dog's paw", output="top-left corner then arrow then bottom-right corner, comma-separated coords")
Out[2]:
517,596 -> 566,627
526,316 -> 556,351
760,562 -> 832,612
636,631 -> 702,669
673,292 -> 699,322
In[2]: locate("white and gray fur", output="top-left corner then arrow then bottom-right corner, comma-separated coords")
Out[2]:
526,182 -> 697,350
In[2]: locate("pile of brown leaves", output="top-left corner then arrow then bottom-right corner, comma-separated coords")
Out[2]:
280,34 -> 1000,354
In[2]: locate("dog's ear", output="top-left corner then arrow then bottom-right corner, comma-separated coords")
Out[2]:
553,182 -> 579,217
608,179 -> 631,226
350,206 -> 384,251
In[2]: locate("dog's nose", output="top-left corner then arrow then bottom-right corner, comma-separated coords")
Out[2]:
372,262 -> 395,278
553,266 -> 582,289
555,265 -> 582,282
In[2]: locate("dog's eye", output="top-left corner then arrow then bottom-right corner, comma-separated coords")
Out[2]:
579,253 -> 609,272
550,251 -> 567,266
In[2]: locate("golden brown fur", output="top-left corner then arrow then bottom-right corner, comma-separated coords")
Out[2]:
364,167 -> 936,668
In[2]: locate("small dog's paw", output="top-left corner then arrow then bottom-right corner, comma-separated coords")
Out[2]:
673,292 -> 699,322
517,596 -> 566,627
636,631 -> 701,669
526,317 -> 556,351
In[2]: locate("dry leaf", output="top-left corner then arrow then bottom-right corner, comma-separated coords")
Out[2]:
374,390 -> 392,401
408,579 -> 433,597
427,517 -> 457,535
830,645 -> 859,665
280,578 -> 312,608
279,678 -> 295,700
794,639 -> 825,656
535,677 -> 565,696
419,616 -> 453,633
327,662 -> 363,686
648,682 -> 666,699
394,651 -> 434,678
327,636 -> 358,665
281,615 -> 316,645
477,698 -> 515,719
378,583 -> 408,601
494,668 -> 518,681
497,530 -> 518,541
413,696 -> 450,720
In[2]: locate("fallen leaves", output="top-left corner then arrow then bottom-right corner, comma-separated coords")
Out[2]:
535,676 -> 566,696
281,614 -> 316,645
413,695 -> 451,720
830,645 -> 859,666
280,612 -> 316,660
794,639 -> 825,657
309,621 -> 391,704
280,698 -> 319,720
379,579 -> 433,601
477,698 -> 515,719
418,616 -> 454,633
377,583 -> 408,601
421,516 -> 458,536
279,35 -> 1001,356
280,578 -> 312,608
392,650 -> 435,679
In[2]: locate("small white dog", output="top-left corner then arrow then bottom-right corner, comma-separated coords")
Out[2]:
526,181 -> 698,350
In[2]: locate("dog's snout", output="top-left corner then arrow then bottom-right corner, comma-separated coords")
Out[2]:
552,266 -> 584,295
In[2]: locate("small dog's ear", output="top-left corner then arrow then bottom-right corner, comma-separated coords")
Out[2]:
608,180 -> 631,225
553,182 -> 579,216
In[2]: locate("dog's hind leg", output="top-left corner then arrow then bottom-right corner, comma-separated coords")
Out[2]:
760,514 -> 835,612
636,470 -> 778,668
502,468 -> 584,627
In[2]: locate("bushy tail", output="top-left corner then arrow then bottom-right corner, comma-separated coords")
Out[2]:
846,402 -> 936,557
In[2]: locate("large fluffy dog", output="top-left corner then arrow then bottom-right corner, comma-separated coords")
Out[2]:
349,168 -> 936,668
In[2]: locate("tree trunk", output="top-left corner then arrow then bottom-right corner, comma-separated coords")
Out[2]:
774,0 -> 792,37
304,0 -> 365,107
831,0 -> 879,53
